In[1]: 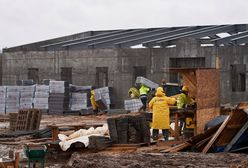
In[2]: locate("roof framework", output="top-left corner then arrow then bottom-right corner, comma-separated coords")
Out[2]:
37,24 -> 248,50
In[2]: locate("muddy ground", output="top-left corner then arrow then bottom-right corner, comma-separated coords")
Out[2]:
1,115 -> 248,168
63,152 -> 248,168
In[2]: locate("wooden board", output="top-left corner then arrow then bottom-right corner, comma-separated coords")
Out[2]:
196,107 -> 220,134
215,109 -> 248,146
202,115 -> 230,153
196,69 -> 220,110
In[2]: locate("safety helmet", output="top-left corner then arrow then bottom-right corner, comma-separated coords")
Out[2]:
182,86 -> 189,92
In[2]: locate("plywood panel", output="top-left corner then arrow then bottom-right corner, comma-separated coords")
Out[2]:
196,107 -> 220,134
196,69 -> 220,109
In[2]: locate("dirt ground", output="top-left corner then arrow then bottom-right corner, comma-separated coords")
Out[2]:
63,151 -> 248,168
1,114 -> 248,168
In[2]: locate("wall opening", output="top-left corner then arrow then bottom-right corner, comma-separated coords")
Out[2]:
230,64 -> 246,92
133,66 -> 147,84
96,67 -> 108,88
169,57 -> 206,83
28,68 -> 39,84
61,67 -> 72,84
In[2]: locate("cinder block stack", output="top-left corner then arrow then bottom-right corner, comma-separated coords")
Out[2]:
70,92 -> 88,111
135,76 -> 159,89
19,85 -> 35,109
6,86 -> 20,113
0,86 -> 7,114
94,87 -> 112,110
33,85 -> 49,110
124,99 -> 143,112
49,81 -> 70,115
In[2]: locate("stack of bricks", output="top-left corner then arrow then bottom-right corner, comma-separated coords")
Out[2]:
19,85 -> 35,109
0,86 -> 6,115
94,87 -> 112,110
33,85 -> 49,112
12,109 -> 41,131
49,81 -> 70,114
6,86 -> 20,114
124,99 -> 143,112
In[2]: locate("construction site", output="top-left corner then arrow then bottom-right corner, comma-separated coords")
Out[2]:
0,23 -> 248,167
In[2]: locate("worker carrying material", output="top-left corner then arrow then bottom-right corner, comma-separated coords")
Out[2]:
139,84 -> 150,111
90,89 -> 99,114
128,87 -> 140,98
149,87 -> 176,141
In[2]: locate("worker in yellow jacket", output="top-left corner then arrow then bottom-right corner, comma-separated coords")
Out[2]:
139,84 -> 150,111
149,87 -> 176,141
90,89 -> 99,114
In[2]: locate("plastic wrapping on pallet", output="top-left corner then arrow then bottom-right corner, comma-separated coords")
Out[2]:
135,76 -> 159,89
124,99 -> 143,112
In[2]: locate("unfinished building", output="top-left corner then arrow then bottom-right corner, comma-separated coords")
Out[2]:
1,24 -> 248,107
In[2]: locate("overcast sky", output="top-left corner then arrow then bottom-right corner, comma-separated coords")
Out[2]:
0,0 -> 248,51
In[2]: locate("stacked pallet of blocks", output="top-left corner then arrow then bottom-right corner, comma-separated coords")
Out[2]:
124,99 -> 143,112
12,109 -> 41,131
49,81 -> 70,115
33,85 -> 49,112
19,85 -> 35,109
107,114 -> 150,144
94,87 -> 112,110
0,86 -> 7,115
70,92 -> 88,111
6,86 -> 20,113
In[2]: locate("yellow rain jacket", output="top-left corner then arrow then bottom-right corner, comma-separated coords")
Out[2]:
149,87 -> 176,129
177,93 -> 191,109
128,87 -> 140,98
90,90 -> 99,110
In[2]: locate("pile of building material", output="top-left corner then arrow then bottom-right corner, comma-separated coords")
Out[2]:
16,79 -> 34,86
70,92 -> 88,111
124,99 -> 143,112
10,109 -> 42,131
94,87 -> 112,111
19,85 -> 35,109
33,85 -> 49,111
107,114 -> 150,144
49,81 -> 70,115
135,76 -> 159,89
0,86 -> 6,115
6,86 -> 20,114
161,104 -> 248,153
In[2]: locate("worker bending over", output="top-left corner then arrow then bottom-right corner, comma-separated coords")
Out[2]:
149,87 -> 176,141
139,84 -> 150,111
177,86 -> 194,131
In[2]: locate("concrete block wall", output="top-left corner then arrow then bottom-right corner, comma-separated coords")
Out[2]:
2,43 -> 248,107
